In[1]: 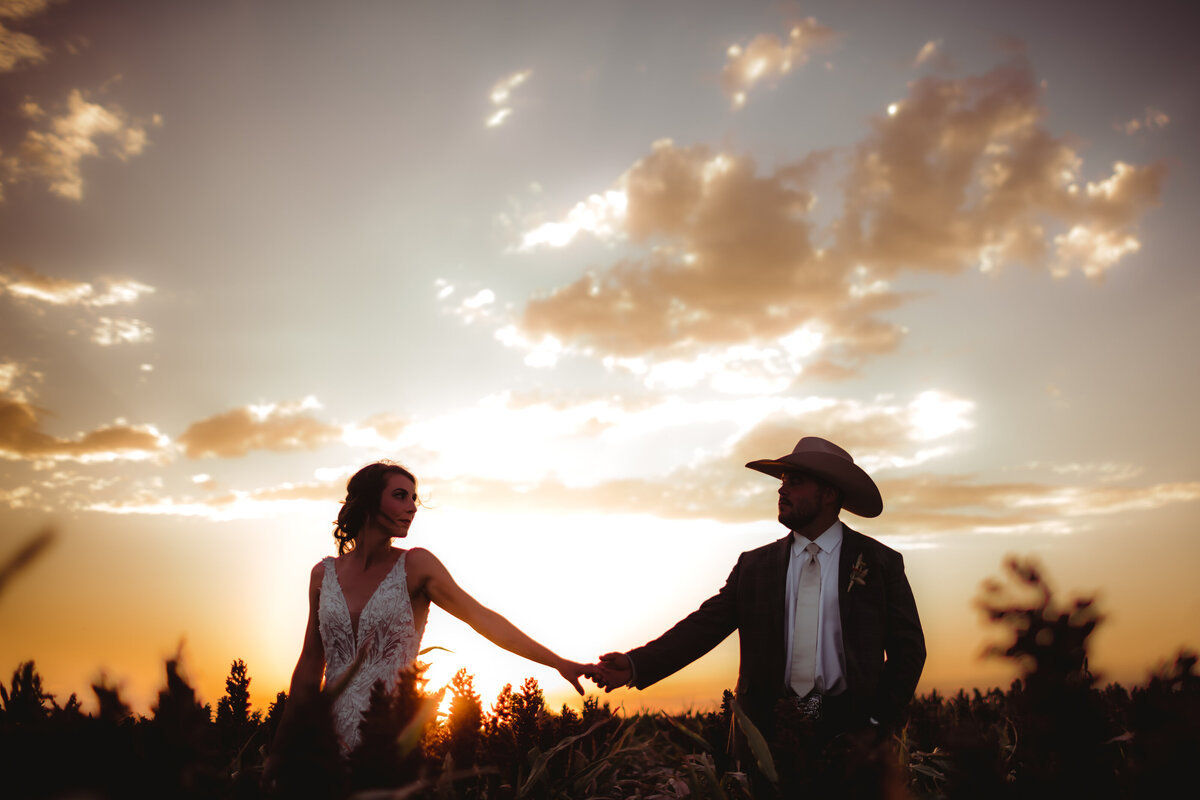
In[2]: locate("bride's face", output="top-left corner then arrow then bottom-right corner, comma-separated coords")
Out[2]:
373,473 -> 418,538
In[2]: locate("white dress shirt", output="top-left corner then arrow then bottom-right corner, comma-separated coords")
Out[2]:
784,520 -> 847,695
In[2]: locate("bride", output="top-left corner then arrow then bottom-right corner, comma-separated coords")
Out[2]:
279,461 -> 594,754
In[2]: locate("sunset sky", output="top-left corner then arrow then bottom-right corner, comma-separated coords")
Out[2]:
2,0 -> 1198,717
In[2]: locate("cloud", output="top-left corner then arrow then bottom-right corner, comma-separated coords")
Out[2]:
1116,107 -> 1169,136
877,474 -> 1200,535
91,316 -> 154,346
371,388 -> 974,493
78,387 -> 1195,533
177,397 -> 343,459
511,138 -> 888,382
0,398 -> 169,464
0,264 -> 156,307
0,0 -> 51,73
89,479 -> 341,521
0,361 -> 162,470
720,17 -> 836,108
0,360 -> 40,404
517,189 -> 627,251
839,64 -> 1165,279
6,88 -> 161,200
486,68 -> 531,128
912,39 -> 954,71
1,264 -> 157,345
500,61 -> 1164,384
1015,461 -> 1145,483
420,447 -> 1197,537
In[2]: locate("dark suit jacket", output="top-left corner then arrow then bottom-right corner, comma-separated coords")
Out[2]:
627,525 -> 925,733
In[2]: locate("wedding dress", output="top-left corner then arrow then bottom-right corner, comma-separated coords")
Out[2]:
317,552 -> 426,753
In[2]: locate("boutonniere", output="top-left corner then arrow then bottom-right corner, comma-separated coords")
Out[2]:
847,553 -> 868,592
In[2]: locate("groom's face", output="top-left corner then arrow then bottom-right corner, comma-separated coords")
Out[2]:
777,472 -> 836,533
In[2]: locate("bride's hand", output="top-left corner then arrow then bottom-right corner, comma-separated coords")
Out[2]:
557,659 -> 597,695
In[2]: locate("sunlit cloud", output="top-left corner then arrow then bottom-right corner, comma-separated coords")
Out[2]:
1116,106 -> 1169,136
879,474 -> 1200,536
436,281 -> 505,327
456,288 -> 496,321
490,68 -> 531,105
0,398 -> 169,465
720,17 -> 836,108
495,61 -> 1164,384
89,479 -> 340,521
517,189 -> 628,251
78,388 -> 978,522
340,412 -> 409,451
0,265 -> 156,308
485,108 -> 512,128
507,138 -> 882,380
0,0 -> 50,73
1,264 -> 91,304
485,68 -> 531,128
6,88 -> 162,200
1015,461 -> 1145,483
381,389 -> 979,524
0,265 -> 158,348
0,360 -> 40,404
601,325 -> 827,393
912,39 -> 953,71
177,397 -> 342,459
91,316 -> 154,346
493,326 -> 565,368
914,40 -> 940,66
0,22 -> 44,72
78,388 -> 1198,537
376,388 -> 975,491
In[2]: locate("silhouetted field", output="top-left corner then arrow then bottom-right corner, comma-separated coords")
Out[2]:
1,555 -> 1197,798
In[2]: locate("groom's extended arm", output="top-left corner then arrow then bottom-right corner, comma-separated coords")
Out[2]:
597,557 -> 742,691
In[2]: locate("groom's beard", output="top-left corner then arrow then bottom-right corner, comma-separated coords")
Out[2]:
778,498 -> 819,532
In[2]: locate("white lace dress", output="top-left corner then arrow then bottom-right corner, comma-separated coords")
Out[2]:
317,552 -> 426,753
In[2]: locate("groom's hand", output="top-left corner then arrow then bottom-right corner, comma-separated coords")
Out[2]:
595,652 -> 632,693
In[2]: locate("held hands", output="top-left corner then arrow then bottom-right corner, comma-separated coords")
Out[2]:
556,652 -> 632,694
593,652 -> 632,693
557,659 -> 601,695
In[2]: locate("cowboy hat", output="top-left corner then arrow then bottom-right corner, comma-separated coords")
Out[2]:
745,436 -> 882,518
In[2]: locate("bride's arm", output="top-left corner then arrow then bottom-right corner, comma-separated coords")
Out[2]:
286,562 -> 327,699
407,548 -> 593,694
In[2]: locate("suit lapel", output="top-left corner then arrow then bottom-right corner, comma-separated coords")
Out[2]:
764,533 -> 791,686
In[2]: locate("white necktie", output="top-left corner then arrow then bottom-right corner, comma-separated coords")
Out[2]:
790,542 -> 821,697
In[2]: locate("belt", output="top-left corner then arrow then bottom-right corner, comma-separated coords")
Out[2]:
781,690 -> 850,722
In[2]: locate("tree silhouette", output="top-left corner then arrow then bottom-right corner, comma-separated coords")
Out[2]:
0,661 -> 55,726
215,658 -> 263,767
443,667 -> 483,768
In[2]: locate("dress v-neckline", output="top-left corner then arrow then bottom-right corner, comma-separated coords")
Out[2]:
329,553 -> 404,646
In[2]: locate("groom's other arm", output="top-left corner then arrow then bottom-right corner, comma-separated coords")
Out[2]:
874,548 -> 926,727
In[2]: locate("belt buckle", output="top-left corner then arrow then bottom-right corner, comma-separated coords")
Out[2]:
794,691 -> 822,721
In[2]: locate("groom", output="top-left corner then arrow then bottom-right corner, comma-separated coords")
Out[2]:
594,436 -> 925,745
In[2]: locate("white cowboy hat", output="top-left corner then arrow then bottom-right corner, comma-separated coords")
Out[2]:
745,436 -> 883,518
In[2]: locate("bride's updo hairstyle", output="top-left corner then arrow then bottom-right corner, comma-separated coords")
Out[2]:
333,461 -> 418,555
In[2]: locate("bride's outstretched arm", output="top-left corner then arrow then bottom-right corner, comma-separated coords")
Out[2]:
407,548 -> 596,694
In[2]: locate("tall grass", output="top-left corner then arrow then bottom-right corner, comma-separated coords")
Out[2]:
1,555 -> 1197,798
